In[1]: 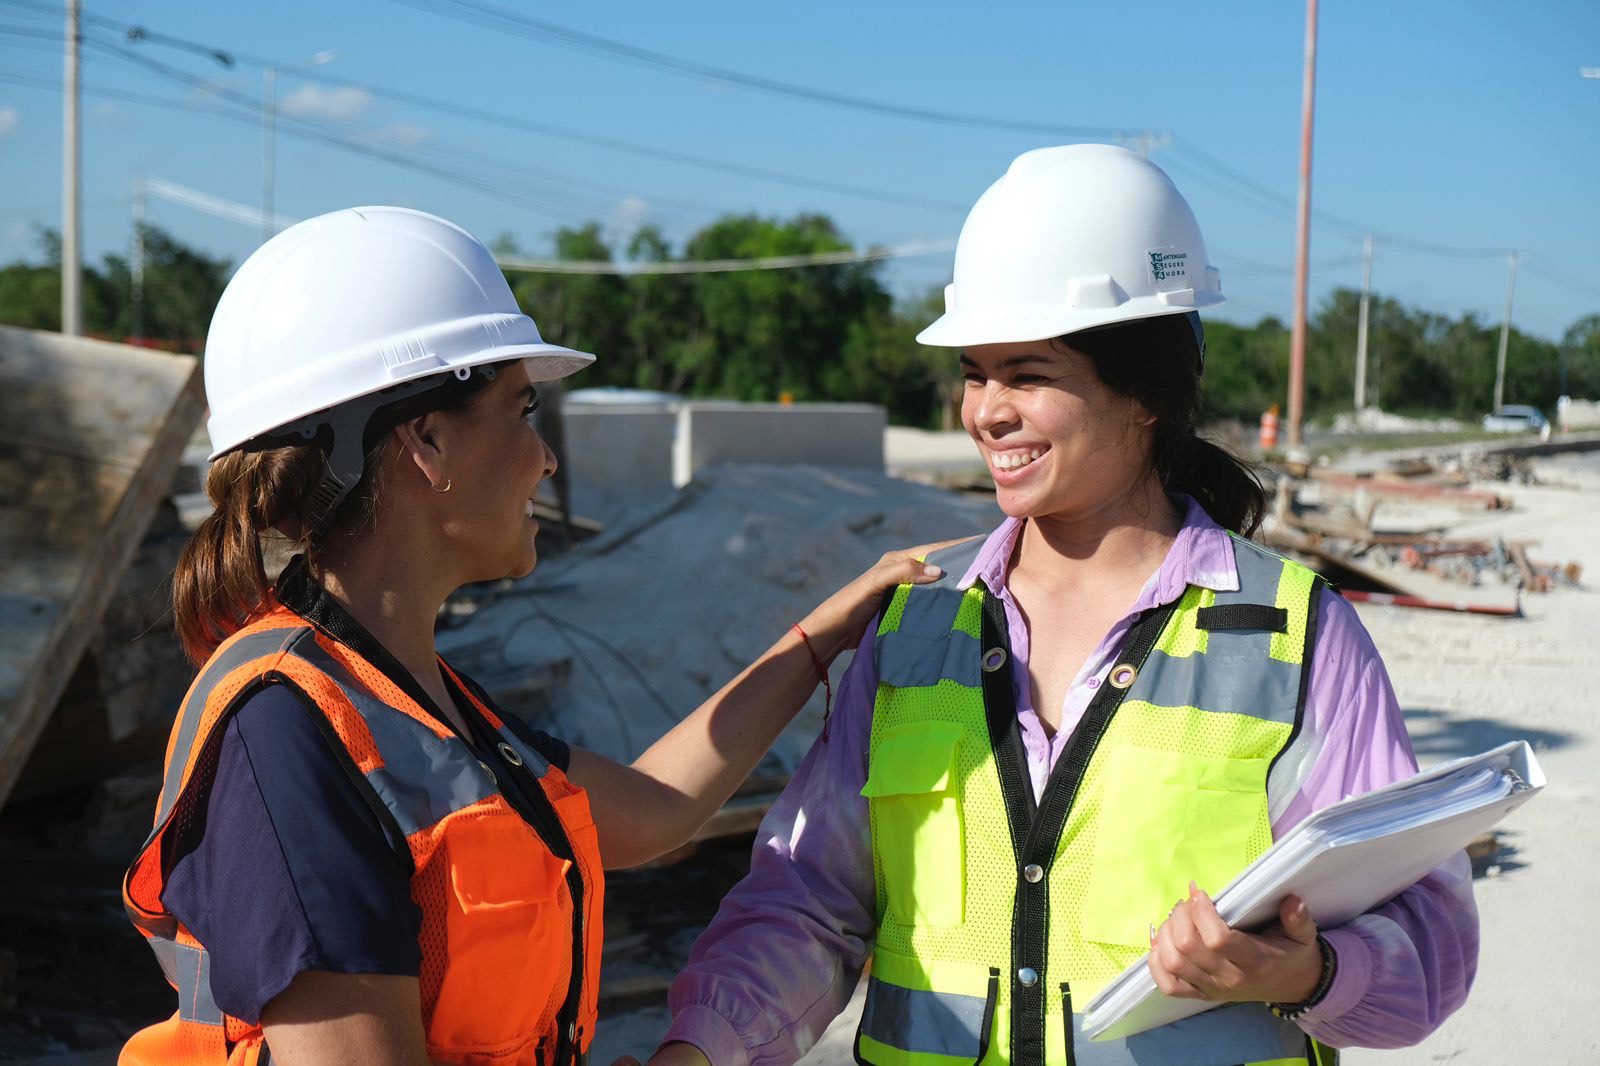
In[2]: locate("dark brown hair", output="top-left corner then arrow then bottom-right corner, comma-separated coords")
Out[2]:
173,364 -> 511,664
1062,313 -> 1267,536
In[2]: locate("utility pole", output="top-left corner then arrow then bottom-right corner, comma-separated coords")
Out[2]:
259,53 -> 335,244
61,0 -> 82,336
1353,234 -> 1373,412
262,66 -> 277,245
131,176 -> 146,344
1492,252 -> 1520,411
1286,0 -> 1319,448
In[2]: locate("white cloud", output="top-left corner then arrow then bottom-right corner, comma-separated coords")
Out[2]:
279,84 -> 371,121
0,106 -> 18,139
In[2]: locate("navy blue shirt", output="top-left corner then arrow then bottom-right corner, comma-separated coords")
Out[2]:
161,561 -> 570,1025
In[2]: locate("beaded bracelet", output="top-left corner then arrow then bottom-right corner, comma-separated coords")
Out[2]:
1268,936 -> 1337,1021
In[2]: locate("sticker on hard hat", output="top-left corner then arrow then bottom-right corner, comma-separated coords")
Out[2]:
1147,248 -> 1190,286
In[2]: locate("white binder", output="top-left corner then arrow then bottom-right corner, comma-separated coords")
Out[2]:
1082,740 -> 1543,1041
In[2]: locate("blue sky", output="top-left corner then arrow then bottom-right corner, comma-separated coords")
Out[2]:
1,0 -> 1596,341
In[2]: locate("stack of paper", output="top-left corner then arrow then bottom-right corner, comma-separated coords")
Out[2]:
1082,741 -> 1543,1042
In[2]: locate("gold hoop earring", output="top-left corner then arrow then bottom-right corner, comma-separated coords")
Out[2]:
432,478 -> 452,493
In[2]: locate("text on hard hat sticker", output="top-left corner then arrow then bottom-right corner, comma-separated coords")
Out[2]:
1147,249 -> 1189,284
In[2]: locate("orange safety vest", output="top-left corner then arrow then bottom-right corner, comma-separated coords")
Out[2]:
120,605 -> 605,1065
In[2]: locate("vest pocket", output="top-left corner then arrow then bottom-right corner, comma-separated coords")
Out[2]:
428,808 -> 573,1059
1078,746 -> 1270,951
862,721 -> 966,928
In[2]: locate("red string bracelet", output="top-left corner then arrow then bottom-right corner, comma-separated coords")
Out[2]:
790,623 -> 833,741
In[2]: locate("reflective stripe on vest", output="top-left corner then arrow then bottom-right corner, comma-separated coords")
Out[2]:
121,609 -> 602,1066
859,534 -> 1334,1066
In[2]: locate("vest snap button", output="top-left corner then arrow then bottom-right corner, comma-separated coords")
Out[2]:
497,740 -> 525,767
981,647 -> 1008,673
478,760 -> 497,787
1109,663 -> 1138,689
1017,967 -> 1039,987
1022,863 -> 1044,883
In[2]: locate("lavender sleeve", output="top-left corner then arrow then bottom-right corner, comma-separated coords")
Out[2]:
662,628 -> 881,1066
1282,590 -> 1480,1048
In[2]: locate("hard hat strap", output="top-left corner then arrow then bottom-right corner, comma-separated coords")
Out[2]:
274,364 -> 499,535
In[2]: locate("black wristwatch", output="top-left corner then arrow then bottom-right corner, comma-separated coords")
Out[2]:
1268,936 -> 1338,1021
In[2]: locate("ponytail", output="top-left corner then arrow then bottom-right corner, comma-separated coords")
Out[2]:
172,446 -> 324,664
1063,313 -> 1267,536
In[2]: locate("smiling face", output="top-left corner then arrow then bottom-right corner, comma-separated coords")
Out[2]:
427,361 -> 557,582
959,339 -> 1159,522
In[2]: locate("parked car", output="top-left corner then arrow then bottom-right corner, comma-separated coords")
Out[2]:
1481,405 -> 1549,434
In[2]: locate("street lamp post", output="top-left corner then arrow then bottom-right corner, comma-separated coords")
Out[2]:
262,51 -> 336,244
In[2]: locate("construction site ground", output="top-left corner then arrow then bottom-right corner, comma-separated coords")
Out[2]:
0,445 -> 1593,1064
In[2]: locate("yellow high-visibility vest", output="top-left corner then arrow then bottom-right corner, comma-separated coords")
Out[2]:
858,533 -> 1337,1066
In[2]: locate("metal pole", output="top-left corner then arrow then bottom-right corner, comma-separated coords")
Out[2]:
1286,0 -> 1319,447
131,176 -> 145,344
1492,252 -> 1519,411
1354,233 -> 1373,412
262,66 -> 276,244
61,0 -> 82,336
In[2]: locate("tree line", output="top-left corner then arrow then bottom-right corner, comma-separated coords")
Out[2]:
3,217 -> 1596,428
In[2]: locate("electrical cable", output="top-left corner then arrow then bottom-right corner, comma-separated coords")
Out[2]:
1,0 -> 968,215
387,0 -> 1138,141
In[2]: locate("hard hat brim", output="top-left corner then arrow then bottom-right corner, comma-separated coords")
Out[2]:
915,295 -> 1224,349
206,340 -> 596,459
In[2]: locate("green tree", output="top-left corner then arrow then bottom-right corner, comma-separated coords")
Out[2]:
507,224 -> 628,380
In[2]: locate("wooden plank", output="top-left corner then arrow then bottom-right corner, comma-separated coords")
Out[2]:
0,325 -> 204,807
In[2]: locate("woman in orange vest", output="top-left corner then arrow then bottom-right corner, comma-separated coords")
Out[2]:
119,207 -> 946,1066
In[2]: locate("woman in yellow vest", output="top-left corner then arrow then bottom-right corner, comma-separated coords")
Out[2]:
119,206 -> 945,1066
654,146 -> 1479,1065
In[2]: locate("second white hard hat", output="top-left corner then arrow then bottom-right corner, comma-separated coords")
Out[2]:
918,143 -> 1223,348
204,205 -> 594,458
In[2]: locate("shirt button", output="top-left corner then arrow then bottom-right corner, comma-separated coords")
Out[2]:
1088,677 -> 1100,689
1023,863 -> 1044,883
1017,967 -> 1039,987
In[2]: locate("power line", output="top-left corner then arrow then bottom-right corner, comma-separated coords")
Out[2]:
497,240 -> 953,275
141,175 -> 950,275
388,0 -> 1143,141
85,37 -> 638,226
16,2 -> 969,216
1521,260 -> 1600,304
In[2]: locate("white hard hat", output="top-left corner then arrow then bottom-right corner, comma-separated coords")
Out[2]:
917,144 -> 1223,348
204,205 -> 594,458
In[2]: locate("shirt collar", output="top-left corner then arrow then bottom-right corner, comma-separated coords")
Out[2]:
955,494 -> 1240,603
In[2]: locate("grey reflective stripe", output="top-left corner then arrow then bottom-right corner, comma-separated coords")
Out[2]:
924,537 -> 985,583
154,627 -> 310,828
1071,1001 -> 1307,1066
877,626 -> 983,690
1203,539 -> 1288,659
172,941 -> 224,1026
291,637 -> 499,836
147,934 -> 180,985
875,543 -> 986,689
858,976 -> 988,1058
1130,646 -> 1300,723
1123,536 -> 1302,723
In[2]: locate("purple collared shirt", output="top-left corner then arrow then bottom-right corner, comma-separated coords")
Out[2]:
665,499 -> 1479,1063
